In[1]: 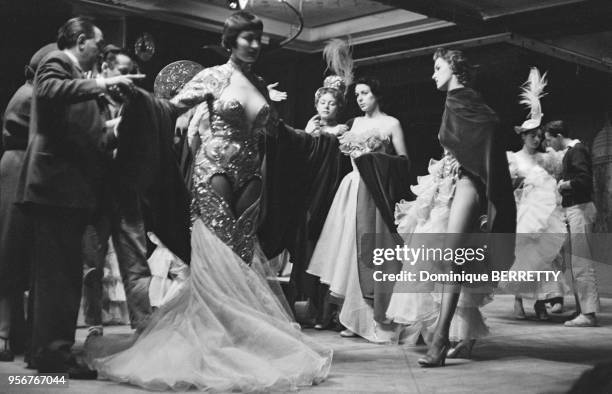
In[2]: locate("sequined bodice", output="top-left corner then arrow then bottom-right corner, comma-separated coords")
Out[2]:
213,98 -> 270,131
174,61 -> 273,263
196,99 -> 270,187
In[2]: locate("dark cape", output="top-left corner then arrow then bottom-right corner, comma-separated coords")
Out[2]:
439,87 -> 516,233
354,152 -> 414,322
116,88 -> 191,264
438,87 -> 516,271
262,126 -> 351,307
257,121 -> 347,262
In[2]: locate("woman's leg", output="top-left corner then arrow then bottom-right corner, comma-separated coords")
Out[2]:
235,178 -> 262,218
210,174 -> 262,218
420,177 -> 480,366
436,178 -> 480,336
210,174 -> 234,210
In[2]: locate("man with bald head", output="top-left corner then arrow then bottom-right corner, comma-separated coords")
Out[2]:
16,16 -> 142,377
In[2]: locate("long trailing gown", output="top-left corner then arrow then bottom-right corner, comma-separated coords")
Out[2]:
501,149 -> 570,299
307,128 -> 401,343
86,61 -> 332,392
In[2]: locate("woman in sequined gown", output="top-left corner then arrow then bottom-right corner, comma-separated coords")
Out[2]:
307,77 -> 408,343
86,12 -> 332,391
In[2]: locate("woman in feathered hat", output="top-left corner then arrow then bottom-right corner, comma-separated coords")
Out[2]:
305,39 -> 351,136
307,39 -> 410,343
503,67 -> 570,320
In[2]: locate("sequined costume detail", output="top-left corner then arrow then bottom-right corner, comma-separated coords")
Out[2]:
172,62 -> 271,262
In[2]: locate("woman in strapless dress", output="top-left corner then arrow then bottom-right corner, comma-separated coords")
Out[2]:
307,77 -> 408,343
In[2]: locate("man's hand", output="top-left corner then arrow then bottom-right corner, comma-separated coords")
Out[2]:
105,74 -> 146,94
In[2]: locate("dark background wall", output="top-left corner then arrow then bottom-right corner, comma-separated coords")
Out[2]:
2,0 -> 612,178
0,0 -> 72,111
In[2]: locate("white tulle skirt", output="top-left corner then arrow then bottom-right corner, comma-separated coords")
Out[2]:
501,168 -> 571,299
87,219 -> 332,392
387,158 -> 492,343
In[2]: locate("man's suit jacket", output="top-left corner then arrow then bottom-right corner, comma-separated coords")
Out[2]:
16,50 -> 113,211
561,142 -> 593,207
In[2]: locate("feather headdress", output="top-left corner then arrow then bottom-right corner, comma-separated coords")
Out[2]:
515,67 -> 548,133
315,38 -> 354,103
323,38 -> 353,88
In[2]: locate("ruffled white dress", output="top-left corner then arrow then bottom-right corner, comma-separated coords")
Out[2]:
501,150 -> 571,299
387,155 -> 491,343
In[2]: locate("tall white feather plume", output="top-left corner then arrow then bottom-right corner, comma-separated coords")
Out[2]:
519,67 -> 547,121
323,38 -> 353,88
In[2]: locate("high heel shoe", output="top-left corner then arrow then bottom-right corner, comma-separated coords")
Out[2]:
417,337 -> 450,367
447,339 -> 475,359
534,300 -> 549,321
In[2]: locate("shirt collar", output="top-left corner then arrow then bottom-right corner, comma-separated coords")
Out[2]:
62,50 -> 82,73
567,139 -> 581,148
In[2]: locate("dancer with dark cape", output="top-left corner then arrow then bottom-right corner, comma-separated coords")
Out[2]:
392,48 -> 515,365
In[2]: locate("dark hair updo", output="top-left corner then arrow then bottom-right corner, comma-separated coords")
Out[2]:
221,11 -> 264,49
543,120 -> 569,138
433,48 -> 475,86
354,76 -> 384,107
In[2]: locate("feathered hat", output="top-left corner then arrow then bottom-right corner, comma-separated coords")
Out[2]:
315,38 -> 354,104
514,67 -> 548,133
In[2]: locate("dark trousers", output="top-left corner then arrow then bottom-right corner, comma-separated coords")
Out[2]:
82,187 -> 152,329
29,206 -> 88,359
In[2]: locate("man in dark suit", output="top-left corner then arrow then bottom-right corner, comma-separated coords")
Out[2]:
544,120 -> 600,327
0,42 -> 57,363
82,45 -> 153,336
16,16 -> 142,377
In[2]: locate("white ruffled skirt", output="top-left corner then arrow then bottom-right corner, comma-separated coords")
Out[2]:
387,158 -> 492,343
501,168 -> 571,299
